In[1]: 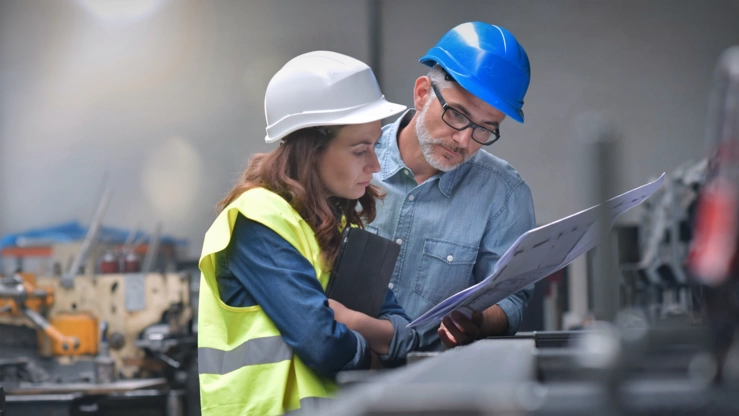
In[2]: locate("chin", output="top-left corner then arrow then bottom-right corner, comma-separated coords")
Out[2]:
335,189 -> 365,200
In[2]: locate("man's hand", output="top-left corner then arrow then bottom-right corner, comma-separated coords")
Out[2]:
438,310 -> 483,348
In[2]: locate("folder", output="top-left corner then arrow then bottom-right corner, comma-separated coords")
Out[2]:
325,227 -> 401,318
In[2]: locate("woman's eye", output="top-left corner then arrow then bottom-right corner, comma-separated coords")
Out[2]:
354,150 -> 367,156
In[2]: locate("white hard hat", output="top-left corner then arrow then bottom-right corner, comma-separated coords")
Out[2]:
264,51 -> 406,143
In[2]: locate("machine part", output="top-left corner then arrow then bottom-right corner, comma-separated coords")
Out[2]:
575,112 -> 621,322
136,323 -> 183,369
21,308 -> 79,352
0,358 -> 51,384
108,332 -> 126,351
62,186 -> 111,288
0,385 -> 5,413
166,389 -> 185,416
141,223 -> 162,274
0,273 -> 54,316
94,356 -> 116,384
100,251 -> 118,274
47,313 -> 98,356
307,339 -> 539,415
125,273 -> 146,311
689,46 -> 739,286
124,252 -> 140,273
263,51 -> 405,143
156,353 -> 181,369
405,351 -> 440,365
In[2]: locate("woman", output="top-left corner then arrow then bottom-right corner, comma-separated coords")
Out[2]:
197,51 -> 417,416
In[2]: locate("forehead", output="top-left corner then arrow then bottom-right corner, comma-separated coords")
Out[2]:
441,82 -> 507,123
332,122 -> 382,145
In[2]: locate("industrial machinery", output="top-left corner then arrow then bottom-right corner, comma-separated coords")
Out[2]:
0,179 -> 200,415
0,270 -> 196,415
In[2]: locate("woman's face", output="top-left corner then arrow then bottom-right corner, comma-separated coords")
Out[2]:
317,121 -> 382,200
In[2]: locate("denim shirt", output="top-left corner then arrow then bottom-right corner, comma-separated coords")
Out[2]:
368,110 -> 537,350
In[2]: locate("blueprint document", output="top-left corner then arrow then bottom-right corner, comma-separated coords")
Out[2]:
408,173 -> 666,328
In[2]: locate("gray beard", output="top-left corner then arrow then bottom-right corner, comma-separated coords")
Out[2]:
415,102 -> 470,172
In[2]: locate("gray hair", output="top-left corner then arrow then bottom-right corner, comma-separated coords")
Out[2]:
427,64 -> 455,98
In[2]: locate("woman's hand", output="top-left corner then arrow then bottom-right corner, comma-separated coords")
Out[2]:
327,298 -> 393,355
328,299 -> 360,329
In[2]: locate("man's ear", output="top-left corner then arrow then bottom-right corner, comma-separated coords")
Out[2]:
413,76 -> 432,111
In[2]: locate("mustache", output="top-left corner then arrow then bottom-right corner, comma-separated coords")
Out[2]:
423,137 -> 466,156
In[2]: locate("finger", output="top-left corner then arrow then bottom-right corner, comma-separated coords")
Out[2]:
442,316 -> 469,346
451,311 -> 480,339
471,310 -> 484,327
438,324 -> 456,347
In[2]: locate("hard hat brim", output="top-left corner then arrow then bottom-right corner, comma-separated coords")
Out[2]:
265,98 -> 406,143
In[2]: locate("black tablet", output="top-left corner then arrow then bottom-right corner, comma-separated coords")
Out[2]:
325,227 -> 400,318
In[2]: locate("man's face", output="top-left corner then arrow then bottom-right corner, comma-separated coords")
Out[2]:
415,78 -> 506,172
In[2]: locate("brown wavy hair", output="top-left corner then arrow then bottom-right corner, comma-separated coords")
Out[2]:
217,126 -> 383,271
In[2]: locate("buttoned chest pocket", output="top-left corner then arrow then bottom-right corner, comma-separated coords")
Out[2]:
414,239 -> 479,305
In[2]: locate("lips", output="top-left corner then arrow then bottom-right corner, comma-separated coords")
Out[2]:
441,145 -> 460,158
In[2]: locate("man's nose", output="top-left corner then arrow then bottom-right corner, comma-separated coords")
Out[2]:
452,127 -> 474,148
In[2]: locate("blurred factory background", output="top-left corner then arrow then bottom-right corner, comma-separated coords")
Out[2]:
2,1 -> 739,415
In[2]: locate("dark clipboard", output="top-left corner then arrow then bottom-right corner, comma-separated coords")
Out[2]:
325,227 -> 401,318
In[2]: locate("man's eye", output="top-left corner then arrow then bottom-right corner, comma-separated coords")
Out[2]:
354,150 -> 367,156
451,110 -> 466,122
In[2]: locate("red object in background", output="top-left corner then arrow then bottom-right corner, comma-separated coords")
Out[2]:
688,177 -> 739,286
100,252 -> 118,273
124,252 -> 140,273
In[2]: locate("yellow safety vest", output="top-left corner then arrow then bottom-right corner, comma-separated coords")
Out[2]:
198,187 -> 337,416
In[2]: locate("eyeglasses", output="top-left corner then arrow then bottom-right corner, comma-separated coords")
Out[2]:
431,83 -> 501,146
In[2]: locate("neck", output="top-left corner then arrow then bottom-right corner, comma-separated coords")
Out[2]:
398,113 -> 440,184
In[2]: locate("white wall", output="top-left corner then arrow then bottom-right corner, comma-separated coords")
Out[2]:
0,0 -> 371,255
2,0 -> 738,257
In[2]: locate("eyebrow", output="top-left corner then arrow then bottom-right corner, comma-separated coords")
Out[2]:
350,138 -> 378,147
449,101 -> 500,128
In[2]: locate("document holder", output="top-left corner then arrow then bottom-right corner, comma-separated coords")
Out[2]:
326,227 -> 401,318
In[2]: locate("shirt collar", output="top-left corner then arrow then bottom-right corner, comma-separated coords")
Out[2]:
379,110 -> 413,181
379,109 -> 462,198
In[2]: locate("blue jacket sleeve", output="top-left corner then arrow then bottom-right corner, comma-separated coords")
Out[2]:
376,288 -> 420,366
219,214 -> 371,377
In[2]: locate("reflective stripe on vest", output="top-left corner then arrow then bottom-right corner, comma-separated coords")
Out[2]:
198,336 -> 292,375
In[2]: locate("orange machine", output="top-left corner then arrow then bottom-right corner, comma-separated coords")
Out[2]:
0,273 -> 84,355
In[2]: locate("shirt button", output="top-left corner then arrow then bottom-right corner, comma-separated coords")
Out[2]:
447,255 -> 454,263
396,239 -> 402,245
388,283 -> 394,290
404,169 -> 411,176
408,194 -> 415,201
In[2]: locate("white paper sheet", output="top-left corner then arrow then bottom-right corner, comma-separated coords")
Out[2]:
408,173 -> 666,328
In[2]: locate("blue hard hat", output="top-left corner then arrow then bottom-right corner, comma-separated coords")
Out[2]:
420,22 -> 531,123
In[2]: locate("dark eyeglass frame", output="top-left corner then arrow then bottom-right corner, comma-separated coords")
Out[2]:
431,83 -> 501,146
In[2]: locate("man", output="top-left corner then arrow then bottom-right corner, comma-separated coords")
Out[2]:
368,22 -> 536,350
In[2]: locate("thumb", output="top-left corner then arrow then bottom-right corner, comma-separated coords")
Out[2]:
471,310 -> 484,327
